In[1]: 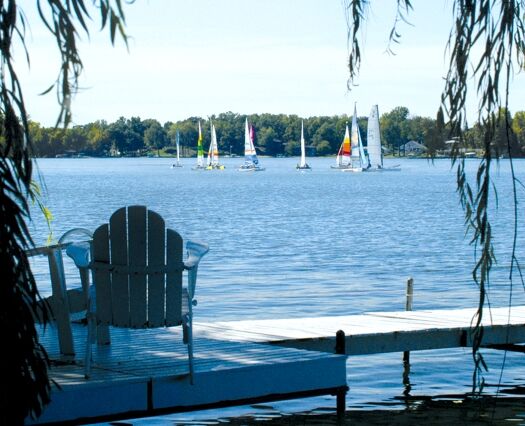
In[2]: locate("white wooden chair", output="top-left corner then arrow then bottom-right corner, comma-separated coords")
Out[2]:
66,205 -> 209,382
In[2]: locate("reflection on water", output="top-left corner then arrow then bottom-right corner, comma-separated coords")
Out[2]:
29,157 -> 525,422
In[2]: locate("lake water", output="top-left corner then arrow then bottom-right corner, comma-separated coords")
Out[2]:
29,156 -> 525,423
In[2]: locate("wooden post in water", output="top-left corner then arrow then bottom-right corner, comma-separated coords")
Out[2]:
335,330 -> 347,420
403,277 -> 413,363
402,278 -> 413,397
405,277 -> 414,311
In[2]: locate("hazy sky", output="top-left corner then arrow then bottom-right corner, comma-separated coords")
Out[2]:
16,1 -> 525,126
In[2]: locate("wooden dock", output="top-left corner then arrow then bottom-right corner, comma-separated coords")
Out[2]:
30,323 -> 348,425
30,305 -> 525,424
26,245 -> 525,424
194,305 -> 525,354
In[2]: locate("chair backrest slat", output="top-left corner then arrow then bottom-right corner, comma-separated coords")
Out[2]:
91,206 -> 185,329
93,224 -> 112,324
109,207 -> 130,326
147,209 -> 167,327
166,228 -> 183,326
128,206 -> 148,327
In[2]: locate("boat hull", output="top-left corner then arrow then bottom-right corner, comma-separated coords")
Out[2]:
365,165 -> 402,172
239,165 -> 265,172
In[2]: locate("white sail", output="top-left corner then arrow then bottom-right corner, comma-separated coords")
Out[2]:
367,105 -> 383,168
176,130 -> 181,165
350,104 -> 368,169
299,121 -> 306,167
244,118 -> 257,159
211,124 -> 219,166
297,120 -> 310,169
204,123 -> 224,169
239,118 -> 264,171
171,129 -> 183,167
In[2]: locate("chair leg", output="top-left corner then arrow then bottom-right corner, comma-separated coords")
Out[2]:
182,313 -> 194,384
187,329 -> 194,385
84,313 -> 95,379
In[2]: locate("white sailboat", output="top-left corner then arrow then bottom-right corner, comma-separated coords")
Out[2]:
366,105 -> 401,172
206,123 -> 225,170
239,118 -> 265,171
343,104 -> 369,172
296,120 -> 311,170
192,121 -> 205,170
171,130 -> 183,168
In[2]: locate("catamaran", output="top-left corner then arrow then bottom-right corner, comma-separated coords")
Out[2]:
171,130 -> 183,168
366,104 -> 401,172
192,121 -> 205,170
342,104 -> 369,172
296,120 -> 311,170
331,124 -> 352,169
206,123 -> 225,170
239,118 -> 265,171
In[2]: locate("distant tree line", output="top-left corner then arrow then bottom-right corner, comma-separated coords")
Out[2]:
29,108 -> 525,158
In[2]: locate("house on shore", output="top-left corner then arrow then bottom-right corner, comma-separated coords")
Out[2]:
401,140 -> 427,156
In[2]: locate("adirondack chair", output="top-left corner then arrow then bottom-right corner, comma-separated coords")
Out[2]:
66,206 -> 209,382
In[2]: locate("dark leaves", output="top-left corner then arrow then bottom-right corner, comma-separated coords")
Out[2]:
343,0 -> 525,396
1,0 -> 129,422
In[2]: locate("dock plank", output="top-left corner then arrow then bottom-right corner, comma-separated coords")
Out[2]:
194,305 -> 525,354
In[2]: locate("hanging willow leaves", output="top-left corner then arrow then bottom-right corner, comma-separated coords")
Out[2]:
343,0 -> 525,394
0,1 -> 129,423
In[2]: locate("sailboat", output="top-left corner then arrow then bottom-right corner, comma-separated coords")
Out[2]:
342,104 -> 369,172
366,104 -> 401,172
331,124 -> 352,169
192,121 -> 205,170
206,123 -> 225,170
171,130 -> 183,168
239,118 -> 265,171
296,120 -> 311,170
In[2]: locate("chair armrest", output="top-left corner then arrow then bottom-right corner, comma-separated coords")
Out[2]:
65,242 -> 91,268
184,240 -> 209,270
58,227 -> 93,244
183,240 -> 209,301
59,228 -> 93,268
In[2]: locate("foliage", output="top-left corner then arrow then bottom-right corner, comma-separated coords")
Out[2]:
34,107 -> 513,158
143,119 -> 167,153
0,1 -> 128,423
28,107 -> 525,158
343,0 -> 525,394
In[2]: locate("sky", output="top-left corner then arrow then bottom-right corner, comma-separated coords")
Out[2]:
16,0 -> 525,127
